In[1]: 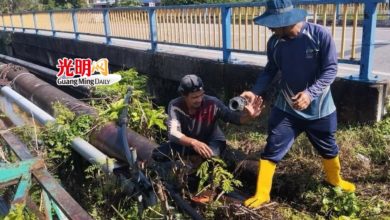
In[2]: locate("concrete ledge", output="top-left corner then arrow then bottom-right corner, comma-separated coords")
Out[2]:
332,78 -> 388,123
1,31 -> 388,124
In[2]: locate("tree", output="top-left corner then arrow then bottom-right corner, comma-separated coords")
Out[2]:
52,0 -> 87,9
0,0 -> 89,13
0,0 -> 40,13
114,0 -> 141,7
161,0 -> 249,6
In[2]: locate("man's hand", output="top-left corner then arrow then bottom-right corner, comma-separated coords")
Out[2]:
239,92 -> 264,124
240,91 -> 257,104
190,140 -> 213,159
244,96 -> 264,118
292,91 -> 311,110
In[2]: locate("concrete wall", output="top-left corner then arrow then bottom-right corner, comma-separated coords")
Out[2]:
0,31 -> 388,124
332,78 -> 388,123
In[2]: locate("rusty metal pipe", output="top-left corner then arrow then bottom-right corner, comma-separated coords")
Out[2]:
90,123 -> 158,163
0,64 -> 96,117
0,86 -> 124,173
0,54 -> 90,96
0,63 -> 157,162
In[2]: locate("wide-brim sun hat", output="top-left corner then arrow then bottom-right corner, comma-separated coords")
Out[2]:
254,0 -> 307,28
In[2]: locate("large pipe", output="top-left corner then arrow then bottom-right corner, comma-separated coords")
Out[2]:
0,54 -> 89,96
0,63 -> 256,182
90,123 -> 158,163
0,54 -> 57,78
0,85 -> 123,173
0,63 -> 157,163
0,63 -> 208,218
0,63 -> 96,116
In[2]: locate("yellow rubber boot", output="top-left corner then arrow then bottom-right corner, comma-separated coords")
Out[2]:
244,159 -> 276,208
323,155 -> 356,192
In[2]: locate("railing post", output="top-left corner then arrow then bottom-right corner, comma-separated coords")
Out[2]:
2,15 -> 5,31
10,15 -> 14,32
49,11 -> 56,37
148,7 -> 157,52
33,12 -> 38,34
359,1 -> 378,80
20,13 -> 25,33
72,10 -> 80,40
336,3 -> 340,23
221,6 -> 232,63
103,9 -> 112,45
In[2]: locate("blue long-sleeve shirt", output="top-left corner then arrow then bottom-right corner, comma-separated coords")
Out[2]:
252,22 -> 337,120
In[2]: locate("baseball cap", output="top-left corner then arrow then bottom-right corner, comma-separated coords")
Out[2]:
178,74 -> 204,95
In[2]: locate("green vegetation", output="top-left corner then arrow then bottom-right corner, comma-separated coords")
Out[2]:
223,110 -> 390,219
1,204 -> 37,220
303,186 -> 388,219
0,69 -> 169,219
0,0 -> 87,13
305,187 -> 361,218
1,68 -> 389,219
92,69 -> 167,139
114,0 -> 141,7
161,0 -> 252,6
49,69 -> 167,219
41,103 -> 94,162
196,157 -> 242,199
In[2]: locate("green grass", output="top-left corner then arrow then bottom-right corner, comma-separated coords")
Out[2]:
222,109 -> 390,219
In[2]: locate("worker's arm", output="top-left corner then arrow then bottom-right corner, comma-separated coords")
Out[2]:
305,28 -> 337,99
241,37 -> 280,103
167,103 -> 213,158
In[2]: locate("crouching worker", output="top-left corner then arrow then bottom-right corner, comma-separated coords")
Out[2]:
153,74 -> 263,163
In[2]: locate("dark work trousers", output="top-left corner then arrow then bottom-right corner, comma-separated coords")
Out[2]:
261,107 -> 339,163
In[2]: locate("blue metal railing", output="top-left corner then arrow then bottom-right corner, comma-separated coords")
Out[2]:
0,0 -> 388,81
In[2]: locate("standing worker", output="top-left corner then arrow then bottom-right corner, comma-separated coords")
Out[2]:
241,0 -> 356,208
